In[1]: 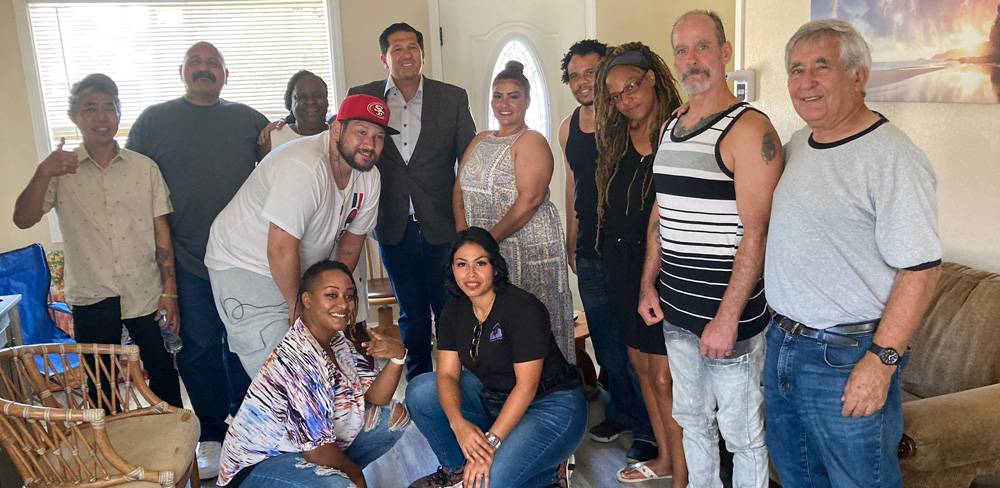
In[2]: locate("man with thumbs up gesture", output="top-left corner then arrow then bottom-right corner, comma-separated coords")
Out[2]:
13,74 -> 183,409
34,138 -> 80,178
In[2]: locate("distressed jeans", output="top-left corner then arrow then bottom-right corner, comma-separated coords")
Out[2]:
240,404 -> 408,487
763,319 -> 906,488
664,322 -> 768,488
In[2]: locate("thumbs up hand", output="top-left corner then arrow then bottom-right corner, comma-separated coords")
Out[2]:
38,138 -> 80,178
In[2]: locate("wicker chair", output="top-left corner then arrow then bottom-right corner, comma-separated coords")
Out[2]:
0,343 -> 200,487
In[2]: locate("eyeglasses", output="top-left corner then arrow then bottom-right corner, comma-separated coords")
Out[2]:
606,75 -> 646,105
470,319 -> 484,361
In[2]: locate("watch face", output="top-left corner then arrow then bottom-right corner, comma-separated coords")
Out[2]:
880,348 -> 900,365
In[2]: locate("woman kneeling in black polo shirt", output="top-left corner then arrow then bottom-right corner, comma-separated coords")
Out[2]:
406,227 -> 586,488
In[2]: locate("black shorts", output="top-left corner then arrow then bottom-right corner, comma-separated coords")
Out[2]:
600,237 -> 667,355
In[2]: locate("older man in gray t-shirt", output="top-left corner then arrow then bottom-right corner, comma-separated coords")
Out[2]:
765,119 -> 941,327
762,20 -> 941,488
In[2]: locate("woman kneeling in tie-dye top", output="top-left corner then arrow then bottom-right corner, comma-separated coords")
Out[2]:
217,260 -> 409,488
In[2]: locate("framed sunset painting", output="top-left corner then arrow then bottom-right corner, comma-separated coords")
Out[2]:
812,0 -> 1000,103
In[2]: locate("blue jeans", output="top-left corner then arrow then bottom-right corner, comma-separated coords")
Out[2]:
378,219 -> 450,380
241,405 -> 406,487
176,266 -> 252,442
575,256 -> 653,442
405,371 -> 587,487
763,319 -> 906,488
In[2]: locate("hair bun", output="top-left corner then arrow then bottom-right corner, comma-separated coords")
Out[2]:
504,60 -> 524,74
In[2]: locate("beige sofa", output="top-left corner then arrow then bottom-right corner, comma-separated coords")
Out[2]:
899,262 -> 1000,487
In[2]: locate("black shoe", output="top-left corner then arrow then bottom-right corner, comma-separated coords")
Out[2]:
625,439 -> 658,463
589,418 -> 629,443
409,466 -> 464,488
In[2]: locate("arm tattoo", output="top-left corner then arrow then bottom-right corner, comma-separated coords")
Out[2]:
155,247 -> 176,279
761,132 -> 777,164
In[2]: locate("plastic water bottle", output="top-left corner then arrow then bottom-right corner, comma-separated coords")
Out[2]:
158,309 -> 183,354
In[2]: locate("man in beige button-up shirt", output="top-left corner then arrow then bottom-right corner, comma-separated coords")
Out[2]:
13,73 -> 182,408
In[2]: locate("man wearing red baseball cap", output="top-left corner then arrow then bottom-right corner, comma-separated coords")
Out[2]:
204,94 -> 393,375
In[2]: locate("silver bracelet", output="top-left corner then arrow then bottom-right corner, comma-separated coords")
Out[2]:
485,430 -> 502,449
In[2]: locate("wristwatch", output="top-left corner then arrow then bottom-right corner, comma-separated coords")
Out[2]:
484,431 -> 502,449
868,342 -> 901,366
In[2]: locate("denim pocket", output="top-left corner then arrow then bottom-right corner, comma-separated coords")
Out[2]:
708,352 -> 750,367
821,335 -> 871,369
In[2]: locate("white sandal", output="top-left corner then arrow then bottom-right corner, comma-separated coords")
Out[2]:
616,462 -> 673,484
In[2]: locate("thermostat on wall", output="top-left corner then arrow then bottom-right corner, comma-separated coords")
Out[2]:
726,69 -> 756,102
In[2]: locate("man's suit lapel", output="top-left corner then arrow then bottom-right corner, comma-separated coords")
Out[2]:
370,80 -> 404,169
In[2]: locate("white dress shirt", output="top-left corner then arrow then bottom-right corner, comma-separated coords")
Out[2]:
384,76 -> 423,215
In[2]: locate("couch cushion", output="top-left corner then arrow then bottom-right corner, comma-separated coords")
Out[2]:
902,263 -> 1000,399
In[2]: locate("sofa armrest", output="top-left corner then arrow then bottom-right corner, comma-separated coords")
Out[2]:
900,383 -> 1000,472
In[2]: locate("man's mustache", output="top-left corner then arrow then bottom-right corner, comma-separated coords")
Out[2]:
193,71 -> 216,82
682,67 -> 711,79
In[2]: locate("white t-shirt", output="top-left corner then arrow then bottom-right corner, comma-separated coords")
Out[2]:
269,124 -> 302,151
206,131 -> 380,280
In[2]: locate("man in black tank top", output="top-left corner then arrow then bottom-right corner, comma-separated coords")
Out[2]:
558,40 -> 656,463
636,11 -> 784,487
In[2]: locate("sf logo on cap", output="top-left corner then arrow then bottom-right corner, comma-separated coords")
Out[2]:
368,102 -> 386,119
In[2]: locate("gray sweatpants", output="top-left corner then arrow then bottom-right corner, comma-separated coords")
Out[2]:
208,266 -> 289,377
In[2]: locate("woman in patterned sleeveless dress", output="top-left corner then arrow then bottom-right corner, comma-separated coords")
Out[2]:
452,61 -> 575,364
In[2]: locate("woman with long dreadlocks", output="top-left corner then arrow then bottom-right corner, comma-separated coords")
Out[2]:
594,43 -> 688,485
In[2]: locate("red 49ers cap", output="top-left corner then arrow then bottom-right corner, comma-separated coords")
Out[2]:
334,94 -> 399,135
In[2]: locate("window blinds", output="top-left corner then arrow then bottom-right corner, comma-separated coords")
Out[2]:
27,0 -> 336,149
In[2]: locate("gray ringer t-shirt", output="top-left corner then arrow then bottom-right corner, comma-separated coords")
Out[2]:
764,116 -> 941,329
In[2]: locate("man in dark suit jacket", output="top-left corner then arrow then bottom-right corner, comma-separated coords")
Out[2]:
349,22 -> 475,380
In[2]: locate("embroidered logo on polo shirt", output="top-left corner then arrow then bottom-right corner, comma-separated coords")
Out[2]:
489,324 -> 504,342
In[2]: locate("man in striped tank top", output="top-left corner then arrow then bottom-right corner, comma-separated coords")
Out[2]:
637,10 -> 784,488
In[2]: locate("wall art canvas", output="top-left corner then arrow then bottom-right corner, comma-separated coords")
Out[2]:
812,0 -> 1000,103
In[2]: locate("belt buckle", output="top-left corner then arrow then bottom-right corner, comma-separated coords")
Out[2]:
788,320 -> 803,336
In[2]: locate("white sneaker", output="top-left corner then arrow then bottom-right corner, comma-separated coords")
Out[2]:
197,441 -> 222,480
